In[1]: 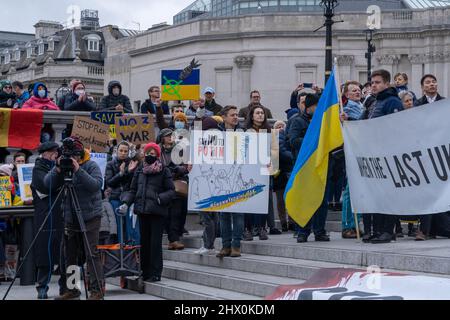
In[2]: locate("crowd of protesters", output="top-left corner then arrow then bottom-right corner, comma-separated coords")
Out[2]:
1,70 -> 450,299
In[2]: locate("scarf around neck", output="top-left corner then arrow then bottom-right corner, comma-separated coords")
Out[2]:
143,160 -> 163,175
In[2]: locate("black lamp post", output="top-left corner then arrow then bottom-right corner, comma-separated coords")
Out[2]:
365,29 -> 376,83
320,0 -> 339,84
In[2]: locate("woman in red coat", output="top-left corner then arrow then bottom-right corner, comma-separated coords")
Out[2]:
22,82 -> 59,111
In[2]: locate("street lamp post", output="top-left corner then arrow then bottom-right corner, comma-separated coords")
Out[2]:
320,0 -> 339,84
365,29 -> 376,83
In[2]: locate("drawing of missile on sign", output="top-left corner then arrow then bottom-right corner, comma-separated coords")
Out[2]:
161,59 -> 201,101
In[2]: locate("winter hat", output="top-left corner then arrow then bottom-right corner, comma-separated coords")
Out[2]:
305,94 -> 320,109
156,128 -> 174,144
285,108 -> 299,120
144,143 -> 161,158
38,141 -> 59,154
72,80 -> 85,92
0,164 -> 13,176
202,117 -> 219,131
273,120 -> 286,130
174,112 -> 188,124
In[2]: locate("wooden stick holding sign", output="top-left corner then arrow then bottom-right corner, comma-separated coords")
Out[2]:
71,116 -> 110,153
115,114 -> 156,144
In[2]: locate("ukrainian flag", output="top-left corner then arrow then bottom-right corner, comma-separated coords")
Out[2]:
161,70 -> 200,101
284,69 -> 343,227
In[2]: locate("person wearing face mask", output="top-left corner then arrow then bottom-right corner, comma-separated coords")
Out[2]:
185,99 -> 213,119
98,80 -> 133,113
31,142 -> 67,300
119,143 -> 175,282
22,82 -> 59,111
0,80 -> 17,109
155,103 -> 187,130
105,141 -> 140,244
63,80 -> 96,111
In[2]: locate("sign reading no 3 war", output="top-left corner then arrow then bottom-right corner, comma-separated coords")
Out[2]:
343,99 -> 450,215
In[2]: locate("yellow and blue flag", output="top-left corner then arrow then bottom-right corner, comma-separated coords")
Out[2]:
284,69 -> 343,227
161,69 -> 200,101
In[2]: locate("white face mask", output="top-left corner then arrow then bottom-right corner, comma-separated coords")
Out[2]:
38,90 -> 46,98
75,89 -> 85,96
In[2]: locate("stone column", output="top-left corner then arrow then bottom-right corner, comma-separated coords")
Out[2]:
376,54 -> 399,76
335,55 -> 354,83
409,53 -> 425,96
234,55 -> 254,108
442,52 -> 450,97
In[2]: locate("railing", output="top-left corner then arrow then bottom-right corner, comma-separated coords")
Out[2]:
88,66 -> 104,76
392,11 -> 413,21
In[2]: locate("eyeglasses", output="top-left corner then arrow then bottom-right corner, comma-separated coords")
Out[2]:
4,86 -> 12,89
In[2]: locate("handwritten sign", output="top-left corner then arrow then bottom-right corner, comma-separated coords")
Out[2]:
115,114 -> 155,145
0,176 -> 12,207
71,116 -> 110,152
91,111 -> 123,139
17,164 -> 34,202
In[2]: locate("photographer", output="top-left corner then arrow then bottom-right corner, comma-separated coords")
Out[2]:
44,137 -> 104,300
31,142 -> 66,299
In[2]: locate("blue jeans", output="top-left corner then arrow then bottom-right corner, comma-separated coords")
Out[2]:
110,200 -> 140,245
219,213 -> 244,249
342,184 -> 361,230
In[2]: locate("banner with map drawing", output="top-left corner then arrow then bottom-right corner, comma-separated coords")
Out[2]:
188,130 -> 271,214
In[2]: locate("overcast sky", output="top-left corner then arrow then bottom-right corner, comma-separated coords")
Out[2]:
0,0 -> 194,33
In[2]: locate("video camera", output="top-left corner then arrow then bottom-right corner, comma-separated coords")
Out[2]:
59,137 -> 83,175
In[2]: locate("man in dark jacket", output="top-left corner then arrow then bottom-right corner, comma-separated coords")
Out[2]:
45,137 -> 104,300
63,80 -> 96,111
203,87 -> 223,115
239,90 -> 273,120
99,81 -> 133,113
366,70 -> 403,244
31,142 -> 66,299
415,74 -> 446,106
140,86 -> 170,115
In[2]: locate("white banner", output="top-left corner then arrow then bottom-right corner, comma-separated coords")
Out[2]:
343,98 -> 450,215
188,130 -> 271,214
17,164 -> 35,202
90,153 -> 108,189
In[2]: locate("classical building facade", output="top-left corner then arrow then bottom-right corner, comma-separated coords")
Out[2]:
0,10 -> 139,105
105,5 -> 450,119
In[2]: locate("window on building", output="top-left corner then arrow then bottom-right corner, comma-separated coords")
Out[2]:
88,40 -> 99,51
4,51 -> 10,64
85,34 -> 101,52
38,41 -> 44,55
27,46 -> 33,59
14,50 -> 20,61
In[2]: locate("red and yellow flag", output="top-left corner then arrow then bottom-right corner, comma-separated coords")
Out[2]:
0,108 -> 44,150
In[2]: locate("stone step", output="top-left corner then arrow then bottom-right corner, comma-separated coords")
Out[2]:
162,260 -> 303,297
136,277 -> 261,300
163,248 -> 359,281
326,220 -> 342,232
168,233 -> 450,275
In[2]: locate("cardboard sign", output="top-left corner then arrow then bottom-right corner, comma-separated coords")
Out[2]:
0,176 -> 12,207
115,114 -> 155,145
161,69 -> 200,101
91,111 -> 123,139
17,164 -> 34,202
71,116 -> 110,152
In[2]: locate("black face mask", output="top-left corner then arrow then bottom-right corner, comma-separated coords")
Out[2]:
145,155 -> 157,165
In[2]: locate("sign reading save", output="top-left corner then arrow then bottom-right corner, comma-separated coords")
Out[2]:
115,114 -> 155,145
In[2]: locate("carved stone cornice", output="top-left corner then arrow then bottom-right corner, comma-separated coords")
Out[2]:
376,54 -> 400,65
334,55 -> 354,66
234,55 -> 254,69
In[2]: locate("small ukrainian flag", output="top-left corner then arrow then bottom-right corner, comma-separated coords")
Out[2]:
284,69 -> 344,227
161,69 -> 200,101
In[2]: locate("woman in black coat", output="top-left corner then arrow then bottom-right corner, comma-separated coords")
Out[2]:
105,141 -> 139,244
120,143 -> 175,282
30,142 -> 66,299
63,81 -> 96,111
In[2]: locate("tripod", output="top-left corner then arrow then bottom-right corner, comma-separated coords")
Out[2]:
2,175 -> 104,301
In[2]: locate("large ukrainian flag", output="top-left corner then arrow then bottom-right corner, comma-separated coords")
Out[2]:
284,69 -> 343,227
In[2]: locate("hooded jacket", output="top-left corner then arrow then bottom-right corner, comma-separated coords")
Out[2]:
0,80 -> 17,109
369,87 -> 403,119
44,150 -> 103,224
204,99 -> 223,115
22,82 -> 59,111
99,81 -> 133,113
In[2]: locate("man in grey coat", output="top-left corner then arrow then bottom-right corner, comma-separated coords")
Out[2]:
44,137 -> 104,300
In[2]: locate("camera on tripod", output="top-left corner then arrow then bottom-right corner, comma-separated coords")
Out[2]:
59,137 -> 83,175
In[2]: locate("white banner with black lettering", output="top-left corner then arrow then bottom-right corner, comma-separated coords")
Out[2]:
343,98 -> 450,215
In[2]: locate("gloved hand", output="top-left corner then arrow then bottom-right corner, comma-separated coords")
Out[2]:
118,204 -> 129,215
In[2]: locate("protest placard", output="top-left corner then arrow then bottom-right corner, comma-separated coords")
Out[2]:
71,116 -> 109,152
115,114 -> 155,145
91,111 -> 123,139
0,176 -> 12,207
90,153 -> 108,188
17,164 -> 34,202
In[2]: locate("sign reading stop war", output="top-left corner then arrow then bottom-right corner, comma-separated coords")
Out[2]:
115,114 -> 155,145
71,116 -> 109,152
